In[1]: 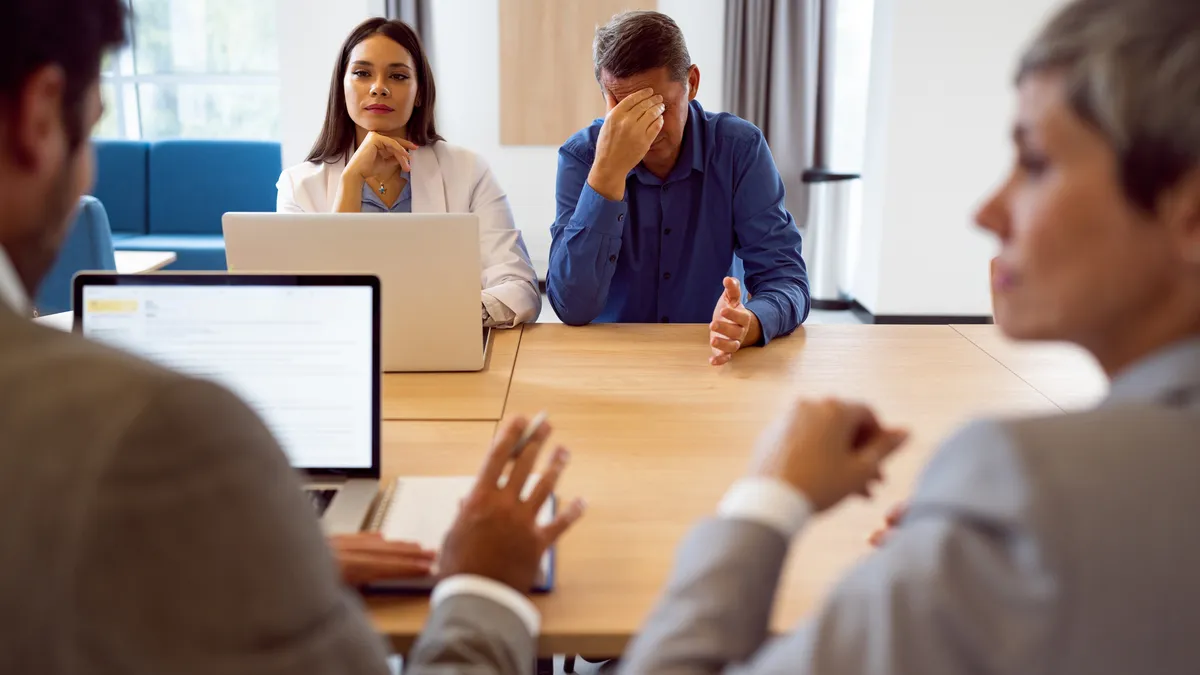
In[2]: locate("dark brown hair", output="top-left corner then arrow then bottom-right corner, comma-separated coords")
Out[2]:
1,0 -> 127,150
593,11 -> 691,85
306,18 -> 443,164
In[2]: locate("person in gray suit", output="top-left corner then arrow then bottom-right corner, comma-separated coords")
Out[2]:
619,0 -> 1200,673
0,2 -> 584,673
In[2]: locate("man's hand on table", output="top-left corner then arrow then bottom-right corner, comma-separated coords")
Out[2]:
709,277 -> 761,366
438,415 -> 587,591
751,397 -> 909,513
332,533 -> 436,587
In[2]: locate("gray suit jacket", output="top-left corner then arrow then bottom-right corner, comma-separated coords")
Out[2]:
621,338 -> 1200,675
0,305 -> 392,674
407,595 -> 537,675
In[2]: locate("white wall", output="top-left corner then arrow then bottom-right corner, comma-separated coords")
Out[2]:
276,0 -> 381,168
850,0 -> 1064,317
430,0 -> 726,275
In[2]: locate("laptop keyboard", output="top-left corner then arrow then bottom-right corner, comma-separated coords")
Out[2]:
306,488 -> 338,516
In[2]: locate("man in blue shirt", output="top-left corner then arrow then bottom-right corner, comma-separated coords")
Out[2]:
548,10 -> 810,365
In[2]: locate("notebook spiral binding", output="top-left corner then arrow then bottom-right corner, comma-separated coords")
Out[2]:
366,480 -> 399,533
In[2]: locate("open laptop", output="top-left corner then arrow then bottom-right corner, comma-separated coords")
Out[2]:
222,213 -> 490,373
72,272 -> 383,536
70,272 -> 558,592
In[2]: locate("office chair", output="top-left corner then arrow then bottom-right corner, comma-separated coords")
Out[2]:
34,196 -> 117,316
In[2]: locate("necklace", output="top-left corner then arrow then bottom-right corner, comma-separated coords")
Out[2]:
370,169 -> 400,196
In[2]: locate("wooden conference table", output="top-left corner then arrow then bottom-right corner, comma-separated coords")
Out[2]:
374,323 -> 1106,655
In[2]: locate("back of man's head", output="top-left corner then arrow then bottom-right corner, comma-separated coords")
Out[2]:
0,0 -> 126,298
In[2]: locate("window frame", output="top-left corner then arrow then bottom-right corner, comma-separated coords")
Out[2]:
97,0 -> 280,140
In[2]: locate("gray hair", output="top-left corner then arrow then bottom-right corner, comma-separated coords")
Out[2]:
593,10 -> 691,85
1017,0 -> 1200,211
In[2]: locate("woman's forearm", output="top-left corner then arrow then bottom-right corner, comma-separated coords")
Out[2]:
332,173 -> 365,213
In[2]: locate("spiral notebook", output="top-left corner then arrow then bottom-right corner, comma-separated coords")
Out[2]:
365,475 -> 557,593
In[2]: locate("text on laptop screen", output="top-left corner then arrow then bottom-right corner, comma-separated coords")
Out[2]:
80,284 -> 374,469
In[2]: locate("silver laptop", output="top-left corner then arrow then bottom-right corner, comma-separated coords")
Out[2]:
72,272 -> 382,536
222,212 -> 490,372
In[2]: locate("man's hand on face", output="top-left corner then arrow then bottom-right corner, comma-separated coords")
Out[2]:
587,88 -> 666,201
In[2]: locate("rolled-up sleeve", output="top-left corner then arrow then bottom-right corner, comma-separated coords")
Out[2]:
732,133 -> 811,344
546,143 -> 627,326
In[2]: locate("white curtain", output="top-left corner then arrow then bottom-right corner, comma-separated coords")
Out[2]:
384,0 -> 434,65
724,0 -> 835,226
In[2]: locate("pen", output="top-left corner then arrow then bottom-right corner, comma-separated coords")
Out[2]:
511,410 -> 548,458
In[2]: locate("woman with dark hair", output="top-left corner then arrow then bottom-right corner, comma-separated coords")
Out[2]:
278,18 -> 540,327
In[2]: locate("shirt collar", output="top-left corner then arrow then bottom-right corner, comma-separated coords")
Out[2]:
0,246 -> 30,316
360,171 -> 412,210
631,99 -> 706,186
1105,336 -> 1200,406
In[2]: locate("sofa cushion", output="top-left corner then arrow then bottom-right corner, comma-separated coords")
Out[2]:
115,234 -> 227,271
36,196 -> 117,315
91,140 -> 149,235
148,140 -> 281,235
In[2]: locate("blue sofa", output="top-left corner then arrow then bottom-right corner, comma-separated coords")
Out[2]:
35,196 -> 118,315
92,139 -> 282,270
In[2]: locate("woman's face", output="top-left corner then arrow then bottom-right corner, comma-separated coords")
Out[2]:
975,71 -> 1198,362
343,34 -> 418,137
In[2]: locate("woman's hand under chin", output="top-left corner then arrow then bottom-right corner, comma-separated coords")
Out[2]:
346,131 -> 417,181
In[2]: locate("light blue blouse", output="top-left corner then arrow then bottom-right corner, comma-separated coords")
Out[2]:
360,171 -> 412,212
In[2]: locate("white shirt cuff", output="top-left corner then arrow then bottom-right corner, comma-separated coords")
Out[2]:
717,477 -> 814,539
431,574 -> 540,636
482,291 -> 518,328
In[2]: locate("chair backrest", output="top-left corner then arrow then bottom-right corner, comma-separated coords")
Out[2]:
148,140 -> 282,235
34,196 -> 117,315
92,140 -> 150,235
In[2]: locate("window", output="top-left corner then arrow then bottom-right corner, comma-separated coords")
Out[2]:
829,0 -> 875,172
97,0 -> 280,140
828,0 -> 875,290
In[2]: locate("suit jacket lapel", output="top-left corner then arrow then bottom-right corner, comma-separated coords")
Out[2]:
323,159 -> 346,213
410,146 -> 447,214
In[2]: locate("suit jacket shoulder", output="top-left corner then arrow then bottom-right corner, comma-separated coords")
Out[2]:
0,312 -> 391,675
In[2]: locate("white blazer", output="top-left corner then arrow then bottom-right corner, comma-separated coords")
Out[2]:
276,141 -> 541,325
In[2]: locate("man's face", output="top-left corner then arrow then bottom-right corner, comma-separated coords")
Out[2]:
0,66 -> 101,296
600,65 -> 698,171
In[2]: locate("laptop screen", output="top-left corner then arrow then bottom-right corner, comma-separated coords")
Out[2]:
77,277 -> 377,471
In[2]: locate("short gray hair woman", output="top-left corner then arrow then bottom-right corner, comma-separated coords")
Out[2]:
977,0 -> 1200,373
616,1 -> 1200,673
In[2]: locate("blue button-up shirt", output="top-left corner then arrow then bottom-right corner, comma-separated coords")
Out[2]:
547,100 -> 809,343
360,171 -> 412,212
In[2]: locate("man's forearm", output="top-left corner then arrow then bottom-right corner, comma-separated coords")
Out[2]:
407,585 -> 537,675
586,162 -> 627,202
620,518 -> 792,675
745,288 -> 804,345
546,185 -> 627,325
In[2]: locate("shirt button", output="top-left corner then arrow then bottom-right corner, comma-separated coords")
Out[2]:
663,272 -> 671,280
608,255 -> 617,263
664,228 -> 672,235
661,316 -> 670,323
617,213 -> 625,222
